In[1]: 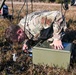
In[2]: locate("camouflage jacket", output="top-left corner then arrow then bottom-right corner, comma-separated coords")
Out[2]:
18,10 -> 67,41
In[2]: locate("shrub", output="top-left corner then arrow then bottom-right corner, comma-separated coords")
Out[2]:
55,0 -> 62,3
39,0 -> 50,2
55,0 -> 70,3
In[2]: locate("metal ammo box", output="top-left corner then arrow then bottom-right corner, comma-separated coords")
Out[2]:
32,41 -> 72,69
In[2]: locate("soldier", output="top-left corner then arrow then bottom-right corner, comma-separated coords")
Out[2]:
5,10 -> 67,52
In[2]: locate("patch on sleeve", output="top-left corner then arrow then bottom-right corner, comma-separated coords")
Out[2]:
41,16 -> 52,28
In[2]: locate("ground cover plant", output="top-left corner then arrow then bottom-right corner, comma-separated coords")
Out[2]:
0,1 -> 76,75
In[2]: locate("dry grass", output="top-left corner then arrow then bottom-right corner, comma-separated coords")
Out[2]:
0,2 -> 76,75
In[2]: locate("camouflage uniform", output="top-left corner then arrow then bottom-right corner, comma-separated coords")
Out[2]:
18,10 -> 67,41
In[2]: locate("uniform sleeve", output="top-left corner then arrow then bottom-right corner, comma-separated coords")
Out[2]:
53,12 -> 67,40
53,22 -> 62,40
